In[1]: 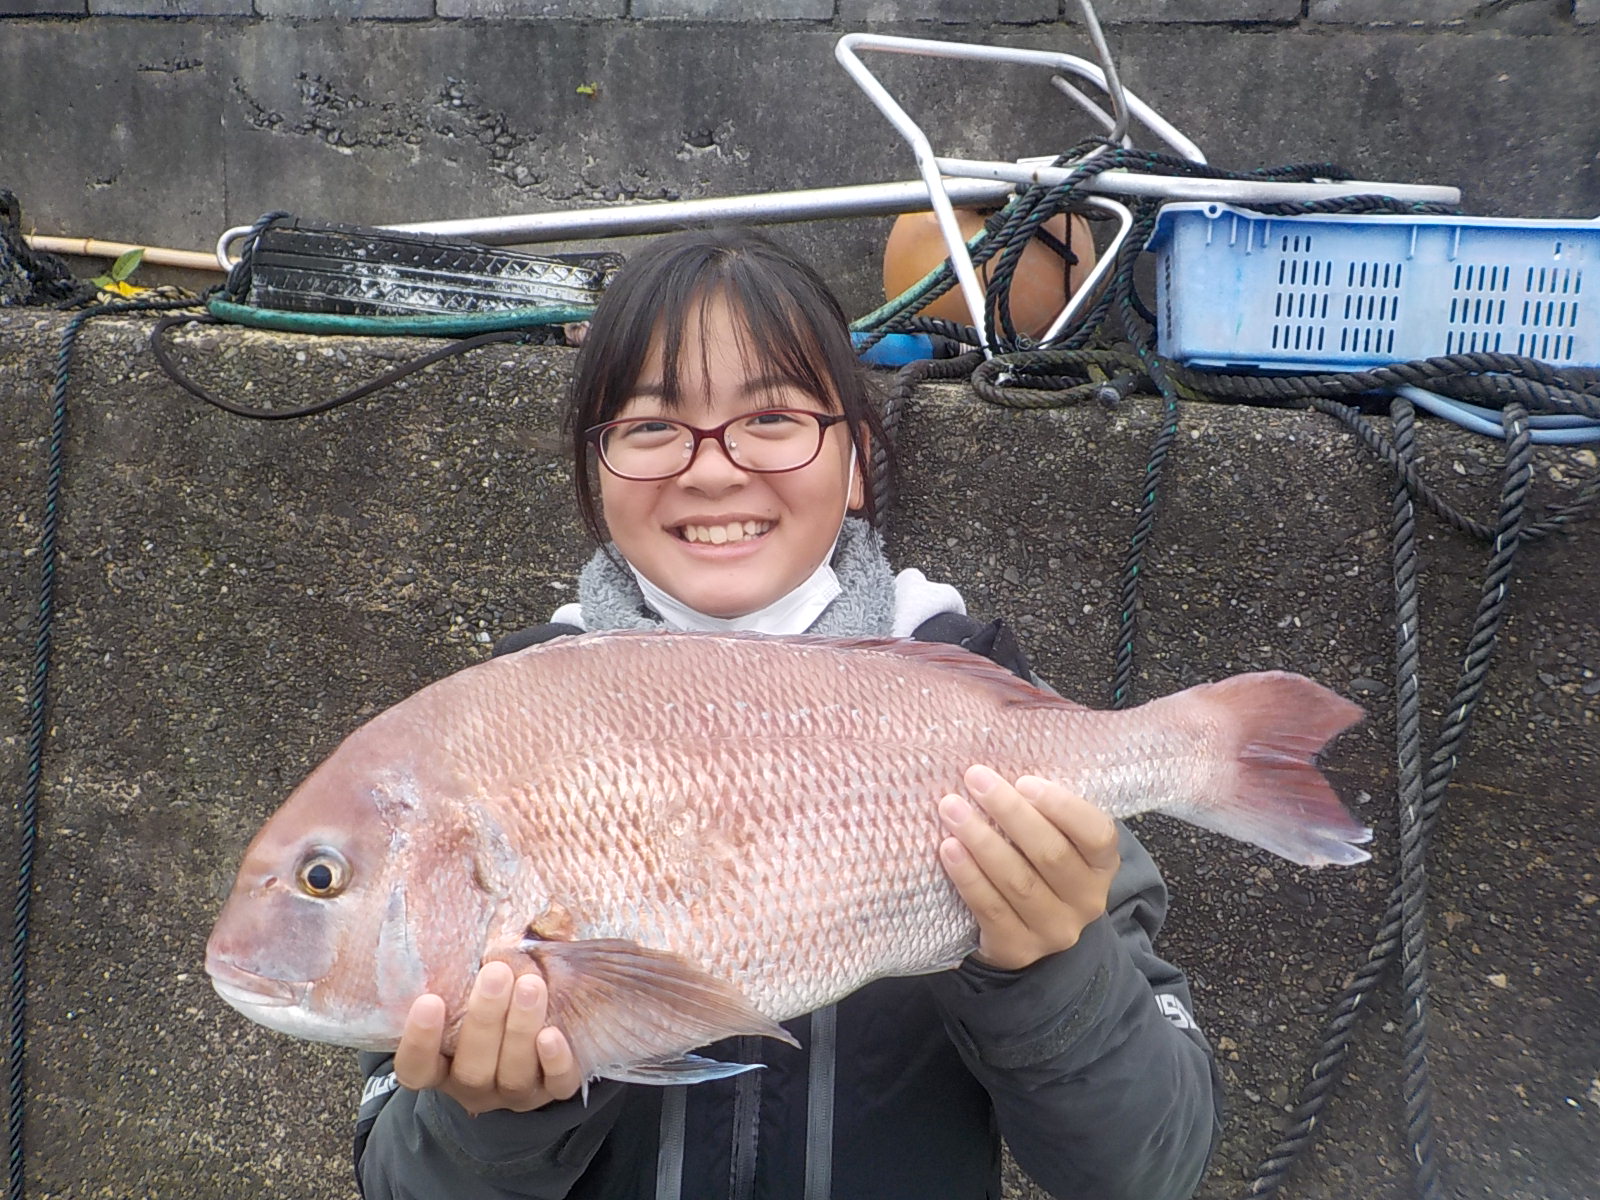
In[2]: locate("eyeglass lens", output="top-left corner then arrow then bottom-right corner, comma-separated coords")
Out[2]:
599,410 -> 826,480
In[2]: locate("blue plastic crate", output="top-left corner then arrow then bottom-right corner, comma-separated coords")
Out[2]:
1146,203 -> 1600,372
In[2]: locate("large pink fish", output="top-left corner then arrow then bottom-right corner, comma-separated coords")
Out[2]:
206,631 -> 1368,1084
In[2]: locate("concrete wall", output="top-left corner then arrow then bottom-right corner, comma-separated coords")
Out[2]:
0,309 -> 1596,1198
2,3 -> 1598,312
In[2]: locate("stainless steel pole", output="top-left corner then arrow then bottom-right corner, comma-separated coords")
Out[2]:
216,178 -> 1015,268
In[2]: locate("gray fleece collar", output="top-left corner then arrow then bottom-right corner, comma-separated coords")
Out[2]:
575,517 -> 897,636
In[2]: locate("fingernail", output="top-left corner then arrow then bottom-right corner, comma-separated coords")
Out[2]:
940,795 -> 971,824
513,977 -> 542,1009
965,765 -> 1001,794
479,968 -> 509,998
410,996 -> 444,1029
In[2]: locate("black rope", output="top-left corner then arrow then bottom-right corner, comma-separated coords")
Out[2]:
1243,398 -> 1533,1200
9,296 -> 198,1200
222,209 -> 294,301
851,149 -> 1596,1199
871,352 -> 984,540
1285,390 -> 1593,545
148,313 -> 535,420
888,316 -> 985,351
970,348 -> 1144,410
975,351 -> 1600,544
1388,395 -> 1441,1200
0,191 -> 98,309
958,193 -> 1566,1195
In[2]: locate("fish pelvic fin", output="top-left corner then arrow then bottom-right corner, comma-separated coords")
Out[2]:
519,937 -> 798,1084
1172,672 -> 1372,868
603,1054 -> 766,1087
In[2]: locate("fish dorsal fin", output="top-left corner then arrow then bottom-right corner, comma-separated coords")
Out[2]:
565,629 -> 1081,712
513,936 -> 798,1083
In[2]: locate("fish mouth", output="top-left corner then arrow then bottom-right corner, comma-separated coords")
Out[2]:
206,960 -> 307,1009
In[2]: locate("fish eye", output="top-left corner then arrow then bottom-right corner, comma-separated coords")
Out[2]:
296,849 -> 349,898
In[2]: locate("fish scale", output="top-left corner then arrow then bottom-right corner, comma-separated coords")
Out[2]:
207,630 -> 1371,1082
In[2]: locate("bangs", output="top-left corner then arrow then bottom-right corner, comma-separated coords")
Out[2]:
651,277 -> 844,416
584,239 -> 854,422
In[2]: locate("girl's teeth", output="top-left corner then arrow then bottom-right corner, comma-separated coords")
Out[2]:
683,521 -> 770,544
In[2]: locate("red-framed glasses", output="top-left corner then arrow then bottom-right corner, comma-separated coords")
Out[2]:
585,408 -> 849,482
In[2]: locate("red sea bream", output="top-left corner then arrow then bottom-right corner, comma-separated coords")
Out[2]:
205,631 -> 1369,1084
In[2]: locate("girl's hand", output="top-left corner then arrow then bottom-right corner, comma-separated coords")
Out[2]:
938,765 -> 1121,971
392,962 -> 584,1115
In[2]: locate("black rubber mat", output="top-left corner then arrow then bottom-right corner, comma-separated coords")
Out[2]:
242,220 -> 622,317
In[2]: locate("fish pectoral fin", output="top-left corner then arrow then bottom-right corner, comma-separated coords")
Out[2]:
602,1054 -> 766,1087
522,937 -> 799,1083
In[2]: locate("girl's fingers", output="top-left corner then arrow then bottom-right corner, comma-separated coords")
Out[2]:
1016,776 -> 1121,872
963,767 -> 1088,920
449,962 -> 515,1092
494,973 -> 551,1098
392,994 -> 449,1091
937,811 -> 1024,936
940,770 -> 1123,969
537,1027 -> 584,1101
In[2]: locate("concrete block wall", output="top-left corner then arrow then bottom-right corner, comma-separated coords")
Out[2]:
1,2 -> 1596,312
1,309 -> 1597,1199
1,1 -> 1593,18
1,0 -> 1594,19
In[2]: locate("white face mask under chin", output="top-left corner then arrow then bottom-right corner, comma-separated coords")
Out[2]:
627,445 -> 857,636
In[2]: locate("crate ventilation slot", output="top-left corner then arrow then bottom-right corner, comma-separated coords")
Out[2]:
1332,260 -> 1402,357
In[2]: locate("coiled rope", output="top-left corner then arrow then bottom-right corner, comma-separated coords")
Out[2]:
862,150 -> 1596,1200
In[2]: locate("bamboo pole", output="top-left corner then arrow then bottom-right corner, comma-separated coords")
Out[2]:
25,234 -> 227,273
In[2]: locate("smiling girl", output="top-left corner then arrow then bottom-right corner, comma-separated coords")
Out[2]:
354,228 -> 1222,1200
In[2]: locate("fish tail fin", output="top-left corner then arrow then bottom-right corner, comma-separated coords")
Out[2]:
1172,672 -> 1371,868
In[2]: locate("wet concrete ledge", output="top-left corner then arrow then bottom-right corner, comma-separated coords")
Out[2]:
0,310 -> 1595,1200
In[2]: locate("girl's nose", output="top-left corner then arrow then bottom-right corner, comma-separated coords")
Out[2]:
677,433 -> 748,490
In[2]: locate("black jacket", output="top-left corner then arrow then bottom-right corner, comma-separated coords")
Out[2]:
355,617 -> 1223,1200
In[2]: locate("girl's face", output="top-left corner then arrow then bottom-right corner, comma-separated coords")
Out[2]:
598,293 -> 864,619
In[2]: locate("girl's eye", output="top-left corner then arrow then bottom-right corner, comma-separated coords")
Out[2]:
739,410 -> 818,442
613,420 -> 684,448
297,849 -> 350,898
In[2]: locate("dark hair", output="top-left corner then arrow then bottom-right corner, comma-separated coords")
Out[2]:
566,227 -> 891,544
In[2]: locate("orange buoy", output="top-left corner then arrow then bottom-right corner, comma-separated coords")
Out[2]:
882,207 -> 1097,340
